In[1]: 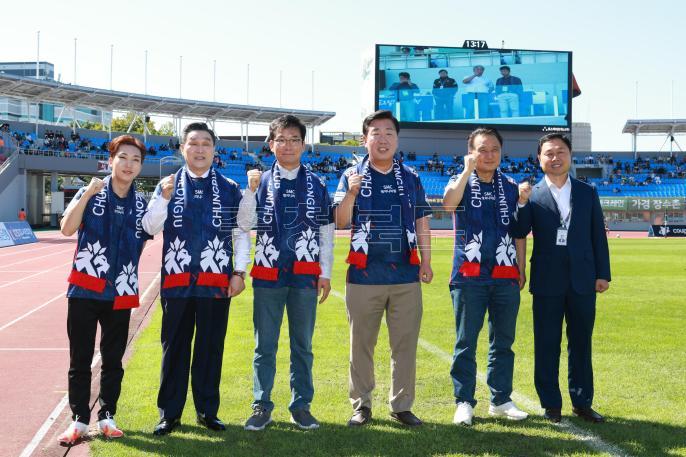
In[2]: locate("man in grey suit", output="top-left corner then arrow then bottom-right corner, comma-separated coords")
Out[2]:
513,133 -> 610,424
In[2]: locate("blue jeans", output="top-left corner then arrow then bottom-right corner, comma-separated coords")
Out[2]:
252,287 -> 317,412
450,284 -> 520,407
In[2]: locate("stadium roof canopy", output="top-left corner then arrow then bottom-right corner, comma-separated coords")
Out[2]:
622,119 -> 686,135
0,73 -> 335,126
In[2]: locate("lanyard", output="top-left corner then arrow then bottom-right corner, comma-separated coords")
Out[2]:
551,190 -> 572,229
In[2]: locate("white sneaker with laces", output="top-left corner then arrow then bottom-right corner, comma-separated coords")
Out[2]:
488,401 -> 528,421
453,402 -> 474,426
57,420 -> 88,445
98,415 -> 124,439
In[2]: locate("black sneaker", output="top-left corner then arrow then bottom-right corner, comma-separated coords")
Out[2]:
290,409 -> 320,430
347,407 -> 372,427
244,406 -> 272,431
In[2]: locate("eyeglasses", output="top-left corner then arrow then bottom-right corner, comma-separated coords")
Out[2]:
273,138 -> 302,145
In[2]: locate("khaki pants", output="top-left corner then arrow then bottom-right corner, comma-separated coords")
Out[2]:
345,282 -> 423,413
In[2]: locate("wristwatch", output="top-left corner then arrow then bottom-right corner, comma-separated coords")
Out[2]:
232,270 -> 246,279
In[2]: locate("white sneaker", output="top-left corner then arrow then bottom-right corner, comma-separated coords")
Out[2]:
453,402 -> 474,426
488,401 -> 528,421
98,416 -> 124,439
57,420 -> 88,445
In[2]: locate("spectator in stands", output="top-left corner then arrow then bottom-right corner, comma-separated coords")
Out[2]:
241,115 -> 334,431
513,133 -> 611,424
432,69 -> 458,120
389,72 -> 420,122
443,127 -> 528,426
334,110 -> 432,427
57,135 -> 151,445
142,122 -> 251,436
495,66 -> 523,118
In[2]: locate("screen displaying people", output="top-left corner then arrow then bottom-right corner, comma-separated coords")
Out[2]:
376,45 -> 571,128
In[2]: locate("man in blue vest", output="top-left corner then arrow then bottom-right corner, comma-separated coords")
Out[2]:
334,110 -> 433,427
240,115 -> 334,431
513,133 -> 610,424
143,122 -> 252,435
443,127 -> 528,426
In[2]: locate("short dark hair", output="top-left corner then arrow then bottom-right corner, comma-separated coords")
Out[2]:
473,65 -> 485,71
500,65 -> 511,72
108,135 -> 147,162
181,122 -> 216,145
362,110 -> 400,136
468,127 -> 503,151
398,71 -> 410,79
537,133 -> 572,155
439,69 -> 448,74
268,115 -> 306,141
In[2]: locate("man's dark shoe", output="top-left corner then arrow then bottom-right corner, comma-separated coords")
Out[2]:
572,407 -> 605,423
153,417 -> 181,436
390,411 -> 423,427
244,405 -> 272,431
347,407 -> 371,427
291,409 -> 320,430
543,408 -> 562,423
197,413 -> 226,431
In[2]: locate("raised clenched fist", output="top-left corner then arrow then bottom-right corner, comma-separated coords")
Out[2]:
518,181 -> 532,205
464,153 -> 477,174
160,174 -> 175,200
347,172 -> 361,196
247,169 -> 262,193
86,177 -> 105,197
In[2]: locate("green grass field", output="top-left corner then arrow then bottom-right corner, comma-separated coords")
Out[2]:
91,238 -> 686,457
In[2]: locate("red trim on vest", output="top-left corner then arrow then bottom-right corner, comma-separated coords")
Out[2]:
459,261 -> 481,277
197,272 -> 229,287
250,265 -> 279,281
491,265 -> 520,279
68,269 -> 106,293
163,272 -> 191,289
409,248 -> 421,265
346,251 -> 367,269
293,261 -> 321,276
113,295 -> 140,310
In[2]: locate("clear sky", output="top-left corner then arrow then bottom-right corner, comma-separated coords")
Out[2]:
1,0 -> 684,152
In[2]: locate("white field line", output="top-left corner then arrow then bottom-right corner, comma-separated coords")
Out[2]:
0,293 -> 64,332
0,243 -> 64,258
1,247 -> 75,268
329,289 -> 631,457
18,272 -> 161,457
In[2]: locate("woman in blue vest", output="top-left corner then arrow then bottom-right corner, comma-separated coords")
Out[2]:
58,135 -> 150,444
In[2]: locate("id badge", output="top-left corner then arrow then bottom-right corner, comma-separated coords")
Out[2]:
556,228 -> 568,246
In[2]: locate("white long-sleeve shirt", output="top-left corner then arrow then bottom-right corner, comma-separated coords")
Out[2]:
239,164 -> 335,279
545,174 -> 572,223
141,167 -> 252,272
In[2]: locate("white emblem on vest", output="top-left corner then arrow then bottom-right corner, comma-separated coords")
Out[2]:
75,241 -> 110,277
495,234 -> 517,266
164,237 -> 191,274
200,236 -> 229,273
295,227 -> 319,262
465,231 -> 483,263
255,232 -> 279,268
351,221 -> 371,254
115,262 -> 138,295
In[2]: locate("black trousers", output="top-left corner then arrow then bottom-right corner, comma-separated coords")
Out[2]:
532,290 -> 596,409
156,296 -> 230,420
67,297 -> 131,424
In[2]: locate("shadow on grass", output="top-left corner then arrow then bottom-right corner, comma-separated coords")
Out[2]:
99,416 -> 635,457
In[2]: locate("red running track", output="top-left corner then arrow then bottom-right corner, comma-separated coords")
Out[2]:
0,231 -> 162,457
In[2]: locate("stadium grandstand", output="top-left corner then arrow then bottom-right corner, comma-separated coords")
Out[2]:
0,68 -> 684,232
